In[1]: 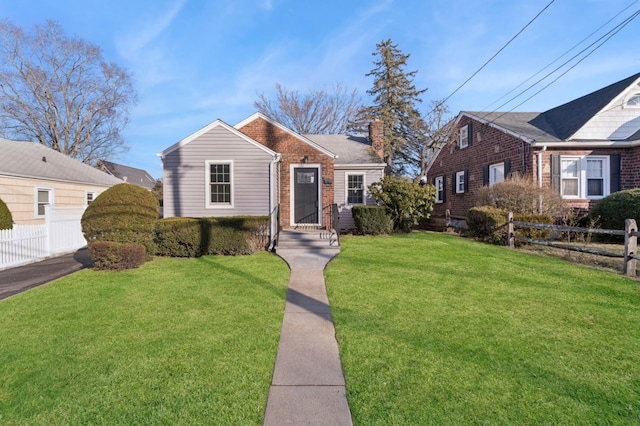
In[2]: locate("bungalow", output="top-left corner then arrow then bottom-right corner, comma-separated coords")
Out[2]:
426,72 -> 640,219
158,112 -> 386,243
0,138 -> 122,224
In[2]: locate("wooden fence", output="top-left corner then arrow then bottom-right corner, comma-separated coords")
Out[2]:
0,206 -> 87,270
506,212 -> 639,278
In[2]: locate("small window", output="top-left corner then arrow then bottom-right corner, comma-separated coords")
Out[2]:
561,158 -> 579,197
435,176 -> 444,203
586,158 -> 604,197
35,188 -> 52,217
455,171 -> 465,194
206,161 -> 233,207
625,93 -> 640,108
459,125 -> 469,149
347,174 -> 364,205
489,163 -> 504,186
86,191 -> 96,206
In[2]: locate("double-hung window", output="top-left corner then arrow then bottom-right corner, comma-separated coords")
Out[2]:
459,125 -> 469,149
435,176 -> 444,203
206,161 -> 233,207
560,155 -> 609,199
455,171 -> 466,194
346,173 -> 365,205
489,163 -> 505,186
35,188 -> 52,217
86,191 -> 96,206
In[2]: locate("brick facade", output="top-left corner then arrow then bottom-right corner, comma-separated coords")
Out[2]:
427,115 -> 640,219
238,117 -> 335,229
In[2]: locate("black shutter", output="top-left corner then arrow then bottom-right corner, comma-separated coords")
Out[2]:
482,164 -> 489,186
504,159 -> 511,178
464,170 -> 469,193
551,155 -> 561,194
442,175 -> 446,202
452,173 -> 457,193
468,122 -> 473,147
610,154 -> 621,193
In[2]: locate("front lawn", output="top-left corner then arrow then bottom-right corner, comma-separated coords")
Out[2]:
0,253 -> 289,425
325,232 -> 640,425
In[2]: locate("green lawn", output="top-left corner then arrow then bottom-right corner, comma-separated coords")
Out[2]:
0,253 -> 290,425
325,232 -> 640,425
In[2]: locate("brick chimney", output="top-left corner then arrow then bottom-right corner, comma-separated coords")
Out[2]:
368,118 -> 384,160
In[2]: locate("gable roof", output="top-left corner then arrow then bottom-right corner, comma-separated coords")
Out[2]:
234,112 -> 337,159
97,160 -> 156,190
0,138 -> 122,186
159,118 -> 278,158
304,134 -> 385,166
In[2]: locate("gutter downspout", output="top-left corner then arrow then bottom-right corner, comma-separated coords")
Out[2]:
269,153 -> 282,251
537,146 -> 547,213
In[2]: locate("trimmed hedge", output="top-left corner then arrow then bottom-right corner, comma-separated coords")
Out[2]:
0,197 -> 12,230
82,183 -> 159,256
590,188 -> 640,230
154,216 -> 270,257
467,207 -> 554,245
352,205 -> 392,235
88,241 -> 146,271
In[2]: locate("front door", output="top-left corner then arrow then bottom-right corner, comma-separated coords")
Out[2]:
294,167 -> 319,224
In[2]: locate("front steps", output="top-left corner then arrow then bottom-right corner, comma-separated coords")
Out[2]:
276,229 -> 340,252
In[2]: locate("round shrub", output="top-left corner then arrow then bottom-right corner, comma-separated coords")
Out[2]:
0,197 -> 13,230
589,189 -> 640,230
82,183 -> 159,256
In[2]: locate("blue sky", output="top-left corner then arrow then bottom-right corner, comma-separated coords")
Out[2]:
2,0 -> 639,178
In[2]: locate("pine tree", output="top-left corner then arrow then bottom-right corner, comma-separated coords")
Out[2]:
355,39 -> 427,175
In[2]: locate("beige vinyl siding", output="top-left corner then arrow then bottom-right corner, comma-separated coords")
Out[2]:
0,175 -> 112,224
334,166 -> 384,230
163,126 -> 274,218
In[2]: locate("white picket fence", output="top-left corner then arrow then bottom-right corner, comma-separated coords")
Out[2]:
0,206 -> 87,270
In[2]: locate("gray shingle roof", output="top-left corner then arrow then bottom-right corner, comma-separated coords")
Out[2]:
465,72 -> 640,143
97,160 -> 156,190
304,134 -> 385,165
0,138 -> 122,186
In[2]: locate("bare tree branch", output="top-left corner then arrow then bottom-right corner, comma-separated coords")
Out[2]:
254,82 -> 362,134
0,20 -> 137,164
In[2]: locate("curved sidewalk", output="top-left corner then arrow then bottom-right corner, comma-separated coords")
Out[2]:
264,247 -> 352,426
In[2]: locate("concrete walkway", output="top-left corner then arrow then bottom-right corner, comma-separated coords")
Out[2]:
264,247 -> 352,426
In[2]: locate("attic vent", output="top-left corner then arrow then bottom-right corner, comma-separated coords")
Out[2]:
625,93 -> 640,108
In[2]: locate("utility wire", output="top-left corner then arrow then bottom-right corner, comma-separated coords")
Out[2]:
480,0 -> 639,112
486,8 -> 640,122
430,0 -> 555,112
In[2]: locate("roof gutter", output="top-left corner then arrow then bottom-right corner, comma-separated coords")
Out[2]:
533,140 -> 640,149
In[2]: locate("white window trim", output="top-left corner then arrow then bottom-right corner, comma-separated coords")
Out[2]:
624,92 -> 640,108
489,162 -> 505,187
345,172 -> 366,205
205,160 -> 234,209
435,176 -> 444,203
459,125 -> 469,149
455,171 -> 465,194
85,190 -> 96,207
34,187 -> 54,218
560,155 -> 610,200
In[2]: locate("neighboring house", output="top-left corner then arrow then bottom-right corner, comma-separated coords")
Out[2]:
158,112 -> 386,240
0,138 -> 122,224
426,72 -> 640,219
96,160 -> 157,190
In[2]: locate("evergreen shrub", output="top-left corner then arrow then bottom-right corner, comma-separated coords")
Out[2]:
589,189 -> 640,231
81,183 -> 159,257
352,205 -> 392,235
88,241 -> 146,271
0,197 -> 12,230
466,206 -> 508,244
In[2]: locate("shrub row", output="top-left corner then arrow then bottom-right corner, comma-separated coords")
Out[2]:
466,206 -> 553,245
154,216 -> 270,257
352,206 -> 392,235
88,241 -> 146,271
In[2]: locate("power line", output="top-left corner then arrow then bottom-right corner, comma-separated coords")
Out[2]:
485,7 -> 640,122
480,0 -> 640,112
431,0 -> 556,112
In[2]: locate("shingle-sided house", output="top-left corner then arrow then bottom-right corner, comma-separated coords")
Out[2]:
426,72 -> 640,219
158,112 -> 386,243
96,160 -> 157,191
0,138 -> 122,224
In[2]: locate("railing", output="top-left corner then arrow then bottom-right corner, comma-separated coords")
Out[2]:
322,203 -> 340,245
269,204 -> 280,251
506,212 -> 639,278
